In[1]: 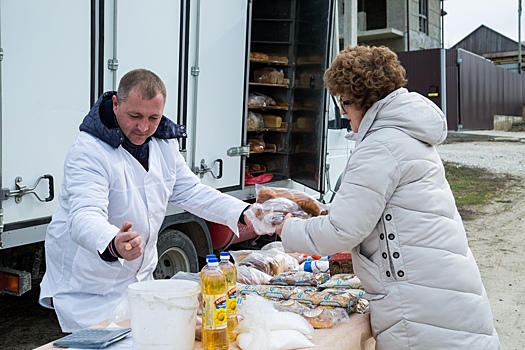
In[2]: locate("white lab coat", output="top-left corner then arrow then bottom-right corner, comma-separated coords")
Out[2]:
39,132 -> 247,332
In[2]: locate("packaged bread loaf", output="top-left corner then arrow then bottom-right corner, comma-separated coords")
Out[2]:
248,92 -> 276,107
247,111 -> 264,131
248,135 -> 265,153
256,185 -> 327,217
254,67 -> 284,85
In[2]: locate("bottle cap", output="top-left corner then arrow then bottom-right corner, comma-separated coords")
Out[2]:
208,257 -> 219,264
219,251 -> 230,259
206,254 -> 216,261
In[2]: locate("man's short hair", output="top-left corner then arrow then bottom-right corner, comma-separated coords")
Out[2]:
117,68 -> 167,103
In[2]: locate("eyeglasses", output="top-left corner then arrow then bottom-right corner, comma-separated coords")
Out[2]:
337,96 -> 351,114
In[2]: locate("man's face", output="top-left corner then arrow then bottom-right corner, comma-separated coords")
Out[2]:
112,88 -> 165,145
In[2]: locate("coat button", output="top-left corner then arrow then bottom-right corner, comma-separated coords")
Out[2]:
398,270 -> 405,277
382,252 -> 387,259
380,233 -> 385,240
388,233 -> 395,240
385,214 -> 392,221
393,252 -> 400,259
386,271 -> 391,277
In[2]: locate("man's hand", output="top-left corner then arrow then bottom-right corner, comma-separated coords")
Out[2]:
114,221 -> 144,261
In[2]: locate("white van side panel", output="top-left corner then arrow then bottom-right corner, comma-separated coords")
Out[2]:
1,0 -> 91,232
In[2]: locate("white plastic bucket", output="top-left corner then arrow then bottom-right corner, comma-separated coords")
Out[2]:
127,279 -> 200,350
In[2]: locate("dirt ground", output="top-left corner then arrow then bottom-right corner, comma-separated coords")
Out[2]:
1,158 -> 524,349
460,175 -> 525,349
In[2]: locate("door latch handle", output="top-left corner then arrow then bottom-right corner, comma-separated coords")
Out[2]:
2,174 -> 55,204
196,159 -> 223,179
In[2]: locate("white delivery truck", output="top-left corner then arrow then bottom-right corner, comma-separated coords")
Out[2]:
0,0 -> 352,295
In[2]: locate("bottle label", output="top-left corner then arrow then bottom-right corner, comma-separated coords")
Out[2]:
202,294 -> 228,330
227,286 -> 237,316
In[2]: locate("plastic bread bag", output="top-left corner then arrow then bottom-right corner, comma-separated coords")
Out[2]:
245,197 -> 309,236
231,248 -> 298,275
247,111 -> 265,131
301,306 -> 350,329
248,134 -> 265,153
273,299 -> 310,314
269,271 -> 330,287
255,184 -> 328,217
236,265 -> 273,285
318,274 -> 364,290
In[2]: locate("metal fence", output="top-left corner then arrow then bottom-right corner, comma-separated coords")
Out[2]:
397,48 -> 525,131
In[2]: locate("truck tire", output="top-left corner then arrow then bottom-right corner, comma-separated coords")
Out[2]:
154,228 -> 199,279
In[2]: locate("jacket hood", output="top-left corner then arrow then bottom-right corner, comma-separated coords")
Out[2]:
79,91 -> 187,148
349,88 -> 447,147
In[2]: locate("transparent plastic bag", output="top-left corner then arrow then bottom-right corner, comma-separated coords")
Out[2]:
255,185 -> 328,217
245,197 -> 309,236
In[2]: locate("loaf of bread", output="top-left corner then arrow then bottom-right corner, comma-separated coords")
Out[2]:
247,111 -> 264,131
256,187 -> 326,217
250,51 -> 269,60
302,308 -> 335,329
254,67 -> 284,85
248,92 -> 276,107
262,114 -> 282,128
249,137 -> 265,153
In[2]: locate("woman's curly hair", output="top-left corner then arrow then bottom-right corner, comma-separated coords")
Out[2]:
324,45 -> 407,111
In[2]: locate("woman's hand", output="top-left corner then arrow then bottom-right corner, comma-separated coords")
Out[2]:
275,213 -> 292,236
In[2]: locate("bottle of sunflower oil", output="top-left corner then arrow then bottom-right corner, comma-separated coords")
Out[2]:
200,257 -> 228,350
219,251 -> 238,342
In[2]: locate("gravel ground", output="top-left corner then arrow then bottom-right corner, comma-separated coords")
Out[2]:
438,139 -> 525,176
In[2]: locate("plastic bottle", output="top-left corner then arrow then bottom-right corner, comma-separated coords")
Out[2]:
219,251 -> 238,342
299,258 -> 330,273
200,257 -> 229,350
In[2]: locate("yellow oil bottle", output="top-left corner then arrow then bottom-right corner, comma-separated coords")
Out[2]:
219,251 -> 238,342
200,257 -> 228,350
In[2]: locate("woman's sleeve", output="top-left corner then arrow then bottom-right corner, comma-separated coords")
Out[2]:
280,140 -> 401,256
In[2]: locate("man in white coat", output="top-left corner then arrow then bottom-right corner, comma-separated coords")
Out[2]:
39,68 -> 250,332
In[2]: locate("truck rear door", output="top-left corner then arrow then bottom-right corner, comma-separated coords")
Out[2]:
0,0 -> 91,248
184,0 -> 250,190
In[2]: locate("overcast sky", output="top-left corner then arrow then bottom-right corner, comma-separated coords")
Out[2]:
443,0 -> 524,48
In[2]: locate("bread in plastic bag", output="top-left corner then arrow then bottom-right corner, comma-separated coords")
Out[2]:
247,111 -> 265,131
253,67 -> 284,85
236,265 -> 273,285
255,185 -> 328,217
245,197 -> 309,236
231,246 -> 298,275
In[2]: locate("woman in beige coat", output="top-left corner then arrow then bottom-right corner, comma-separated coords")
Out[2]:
276,46 -> 500,349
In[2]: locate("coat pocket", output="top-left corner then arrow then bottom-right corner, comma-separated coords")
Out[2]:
352,245 -> 386,300
70,248 -> 121,295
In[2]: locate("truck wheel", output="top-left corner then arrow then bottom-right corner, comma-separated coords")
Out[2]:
154,228 -> 199,279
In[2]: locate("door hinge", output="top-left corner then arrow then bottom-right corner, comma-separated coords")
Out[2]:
108,58 -> 119,71
191,66 -> 200,76
227,145 -> 250,157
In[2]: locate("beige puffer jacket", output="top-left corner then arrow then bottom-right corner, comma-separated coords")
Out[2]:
281,88 -> 500,349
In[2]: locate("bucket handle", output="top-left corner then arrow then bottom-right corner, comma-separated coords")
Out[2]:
153,296 -> 199,310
